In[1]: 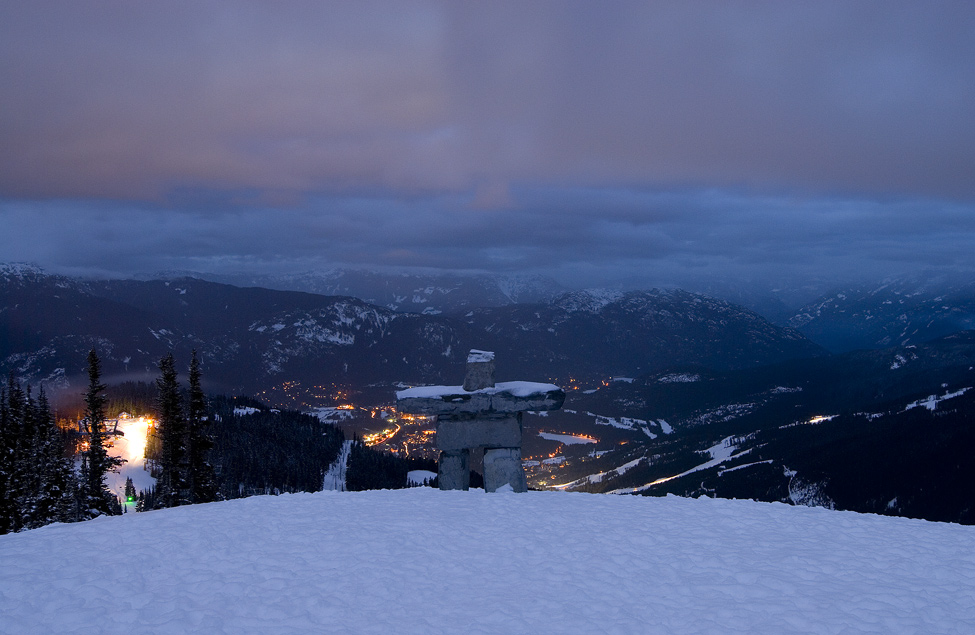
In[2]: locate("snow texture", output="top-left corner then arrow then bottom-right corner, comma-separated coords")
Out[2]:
466,349 -> 495,363
321,441 -> 353,491
556,456 -> 647,488
657,373 -> 700,383
396,380 -> 560,400
905,387 -> 971,411
592,413 -> 665,437
307,407 -> 359,422
610,436 -> 753,494
537,432 -> 596,445
2,489 -> 973,634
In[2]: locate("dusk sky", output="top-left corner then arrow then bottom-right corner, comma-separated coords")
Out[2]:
2,1 -> 974,293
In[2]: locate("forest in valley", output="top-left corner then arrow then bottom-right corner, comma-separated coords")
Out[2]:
0,350 -> 429,535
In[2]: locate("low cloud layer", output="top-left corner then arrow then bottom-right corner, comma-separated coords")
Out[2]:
1,2 -> 973,291
4,189 -> 972,294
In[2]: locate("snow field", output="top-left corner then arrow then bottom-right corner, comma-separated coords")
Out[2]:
1,489 -> 973,634
537,431 -> 597,445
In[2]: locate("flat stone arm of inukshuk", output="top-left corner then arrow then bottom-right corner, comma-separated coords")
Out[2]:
396,381 -> 565,416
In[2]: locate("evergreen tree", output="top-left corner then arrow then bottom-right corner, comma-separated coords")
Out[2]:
156,353 -> 186,508
27,387 -> 73,528
82,350 -> 123,518
0,377 -> 80,533
207,397 -> 344,498
17,385 -> 41,528
185,350 -> 217,503
124,477 -> 136,503
2,375 -> 30,532
0,383 -> 15,533
136,486 -> 155,512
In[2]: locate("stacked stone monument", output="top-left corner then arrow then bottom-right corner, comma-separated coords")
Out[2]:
396,350 -> 565,492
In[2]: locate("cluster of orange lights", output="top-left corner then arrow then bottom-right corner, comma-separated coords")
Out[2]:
362,427 -> 398,446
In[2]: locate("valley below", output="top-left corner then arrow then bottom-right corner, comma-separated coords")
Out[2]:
3,264 -> 975,524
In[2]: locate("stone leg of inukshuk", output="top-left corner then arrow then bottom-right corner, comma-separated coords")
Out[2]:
483,447 -> 527,493
438,449 -> 470,491
396,349 -> 565,493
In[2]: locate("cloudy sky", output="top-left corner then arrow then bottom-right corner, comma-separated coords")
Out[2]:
1,1 -> 973,293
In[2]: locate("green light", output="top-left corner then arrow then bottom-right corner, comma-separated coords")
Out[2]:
126,496 -> 136,503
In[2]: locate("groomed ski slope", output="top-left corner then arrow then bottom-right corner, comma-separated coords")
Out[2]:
2,489 -> 973,634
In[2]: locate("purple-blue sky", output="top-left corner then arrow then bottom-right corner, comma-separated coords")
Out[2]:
1,1 -> 974,291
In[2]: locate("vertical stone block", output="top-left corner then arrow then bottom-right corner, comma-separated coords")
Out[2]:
483,447 -> 527,493
438,449 -> 470,491
463,349 -> 496,391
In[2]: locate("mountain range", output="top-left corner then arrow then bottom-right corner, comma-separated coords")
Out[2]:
139,265 -> 975,354
544,330 -> 975,523
4,263 -> 975,523
139,267 -> 565,315
788,273 -> 975,352
0,264 -> 823,394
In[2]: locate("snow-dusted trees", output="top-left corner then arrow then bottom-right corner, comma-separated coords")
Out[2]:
0,376 -> 23,533
0,375 -> 79,534
186,351 -> 217,504
81,349 -> 123,518
207,398 -> 344,498
156,353 -> 186,508
154,350 -> 218,508
30,387 -> 76,526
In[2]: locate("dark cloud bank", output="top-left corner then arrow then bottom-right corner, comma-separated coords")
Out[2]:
1,1 -> 973,295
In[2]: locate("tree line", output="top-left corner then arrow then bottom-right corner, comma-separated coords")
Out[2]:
0,349 -> 126,533
0,374 -> 78,532
139,350 -> 219,510
2,347 -> 443,535
0,349 -> 219,533
206,398 -> 345,498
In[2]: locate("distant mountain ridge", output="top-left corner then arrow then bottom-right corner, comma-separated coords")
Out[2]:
1,266 -> 823,395
789,273 -> 975,352
545,330 -> 975,523
463,288 -> 823,380
139,268 -> 565,315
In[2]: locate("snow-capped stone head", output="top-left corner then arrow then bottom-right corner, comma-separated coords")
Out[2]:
464,349 -> 495,391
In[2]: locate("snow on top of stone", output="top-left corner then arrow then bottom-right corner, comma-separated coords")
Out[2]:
467,349 -> 495,363
397,380 -> 560,400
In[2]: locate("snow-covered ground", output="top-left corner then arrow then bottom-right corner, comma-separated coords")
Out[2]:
538,431 -> 596,445
321,440 -> 353,491
905,387 -> 971,411
2,489 -> 973,634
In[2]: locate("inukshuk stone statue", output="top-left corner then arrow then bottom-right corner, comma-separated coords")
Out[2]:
396,350 -> 565,492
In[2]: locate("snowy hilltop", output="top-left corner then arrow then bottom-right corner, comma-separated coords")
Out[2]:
2,489 -> 973,634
